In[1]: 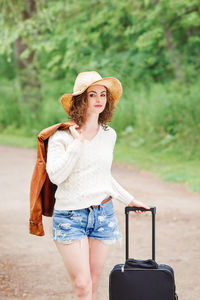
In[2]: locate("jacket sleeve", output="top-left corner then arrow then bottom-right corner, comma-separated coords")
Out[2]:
46,130 -> 82,185
111,175 -> 135,205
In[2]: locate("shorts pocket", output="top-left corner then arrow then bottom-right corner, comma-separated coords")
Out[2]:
102,200 -> 115,217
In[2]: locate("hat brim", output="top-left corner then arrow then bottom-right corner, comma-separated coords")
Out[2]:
61,77 -> 122,115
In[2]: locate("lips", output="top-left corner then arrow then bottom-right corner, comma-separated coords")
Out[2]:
95,105 -> 102,107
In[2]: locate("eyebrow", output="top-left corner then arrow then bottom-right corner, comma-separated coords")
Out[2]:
88,90 -> 106,94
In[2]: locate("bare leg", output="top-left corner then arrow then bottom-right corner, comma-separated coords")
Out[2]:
89,238 -> 111,300
55,238 -> 92,300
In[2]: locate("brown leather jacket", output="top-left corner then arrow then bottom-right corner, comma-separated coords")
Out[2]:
29,120 -> 76,236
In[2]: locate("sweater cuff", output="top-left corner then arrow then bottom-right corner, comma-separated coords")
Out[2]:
116,193 -> 135,206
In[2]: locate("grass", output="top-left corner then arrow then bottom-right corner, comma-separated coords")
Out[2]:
0,77 -> 200,193
114,138 -> 200,193
0,134 -> 36,148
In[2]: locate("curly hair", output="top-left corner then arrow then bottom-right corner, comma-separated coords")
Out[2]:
68,87 -> 118,130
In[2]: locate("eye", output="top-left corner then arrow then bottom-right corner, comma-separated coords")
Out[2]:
89,93 -> 95,97
101,94 -> 106,97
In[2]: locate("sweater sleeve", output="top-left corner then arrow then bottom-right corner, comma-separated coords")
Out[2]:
110,127 -> 134,205
46,130 -> 82,185
111,175 -> 135,205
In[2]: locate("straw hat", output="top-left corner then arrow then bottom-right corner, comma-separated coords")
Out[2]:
61,71 -> 122,114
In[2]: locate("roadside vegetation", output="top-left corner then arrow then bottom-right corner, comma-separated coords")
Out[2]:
0,0 -> 200,191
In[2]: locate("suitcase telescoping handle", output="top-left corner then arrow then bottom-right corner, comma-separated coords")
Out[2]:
125,206 -> 156,261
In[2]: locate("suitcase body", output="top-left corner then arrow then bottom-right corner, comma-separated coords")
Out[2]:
109,206 -> 178,300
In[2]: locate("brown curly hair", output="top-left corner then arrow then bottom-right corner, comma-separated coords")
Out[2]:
68,87 -> 118,130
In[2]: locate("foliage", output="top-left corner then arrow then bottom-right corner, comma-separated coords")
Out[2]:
0,0 -> 200,162
1,0 -> 199,82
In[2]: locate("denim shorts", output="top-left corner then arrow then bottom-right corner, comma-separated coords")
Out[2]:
52,198 -> 122,246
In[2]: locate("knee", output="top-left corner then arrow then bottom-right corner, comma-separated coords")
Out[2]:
74,276 -> 92,297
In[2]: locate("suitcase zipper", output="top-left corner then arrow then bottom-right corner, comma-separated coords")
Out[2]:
111,266 -> 178,299
121,264 -> 124,272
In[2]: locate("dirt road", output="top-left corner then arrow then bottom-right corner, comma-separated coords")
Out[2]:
0,145 -> 199,300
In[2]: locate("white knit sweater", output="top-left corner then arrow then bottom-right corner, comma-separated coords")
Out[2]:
46,124 -> 135,210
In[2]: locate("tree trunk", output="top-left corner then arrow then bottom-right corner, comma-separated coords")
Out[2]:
164,27 -> 184,81
14,0 -> 42,108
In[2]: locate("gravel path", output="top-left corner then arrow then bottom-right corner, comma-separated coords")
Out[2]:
0,145 -> 199,300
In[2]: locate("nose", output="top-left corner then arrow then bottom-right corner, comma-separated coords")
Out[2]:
96,95 -> 101,103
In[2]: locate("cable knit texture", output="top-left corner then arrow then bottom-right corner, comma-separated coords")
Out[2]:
46,125 -> 134,210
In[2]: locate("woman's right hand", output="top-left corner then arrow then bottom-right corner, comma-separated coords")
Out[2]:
69,124 -> 84,142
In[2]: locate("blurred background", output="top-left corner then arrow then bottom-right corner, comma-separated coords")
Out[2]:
1,2 -> 200,299
0,0 -> 200,190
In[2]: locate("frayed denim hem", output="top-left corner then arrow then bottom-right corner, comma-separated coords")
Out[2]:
89,237 -> 122,247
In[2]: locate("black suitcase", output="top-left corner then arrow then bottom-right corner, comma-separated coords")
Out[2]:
109,206 -> 178,300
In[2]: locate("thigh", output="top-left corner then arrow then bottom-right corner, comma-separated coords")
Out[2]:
55,237 -> 91,282
89,238 -> 110,278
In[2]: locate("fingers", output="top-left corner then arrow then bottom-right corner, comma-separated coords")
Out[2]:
135,210 -> 144,214
69,125 -> 81,140
70,124 -> 79,132
128,201 -> 150,214
136,206 -> 150,214
69,125 -> 75,133
135,206 -> 150,214
144,204 -> 150,210
134,201 -> 150,212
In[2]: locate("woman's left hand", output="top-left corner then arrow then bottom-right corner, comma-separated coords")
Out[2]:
128,199 -> 150,214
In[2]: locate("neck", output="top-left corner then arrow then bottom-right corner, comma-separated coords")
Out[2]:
82,113 -> 99,130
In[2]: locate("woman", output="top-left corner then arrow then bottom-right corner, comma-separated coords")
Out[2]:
46,71 -> 149,300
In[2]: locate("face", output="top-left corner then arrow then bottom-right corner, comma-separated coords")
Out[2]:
86,85 -> 107,116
